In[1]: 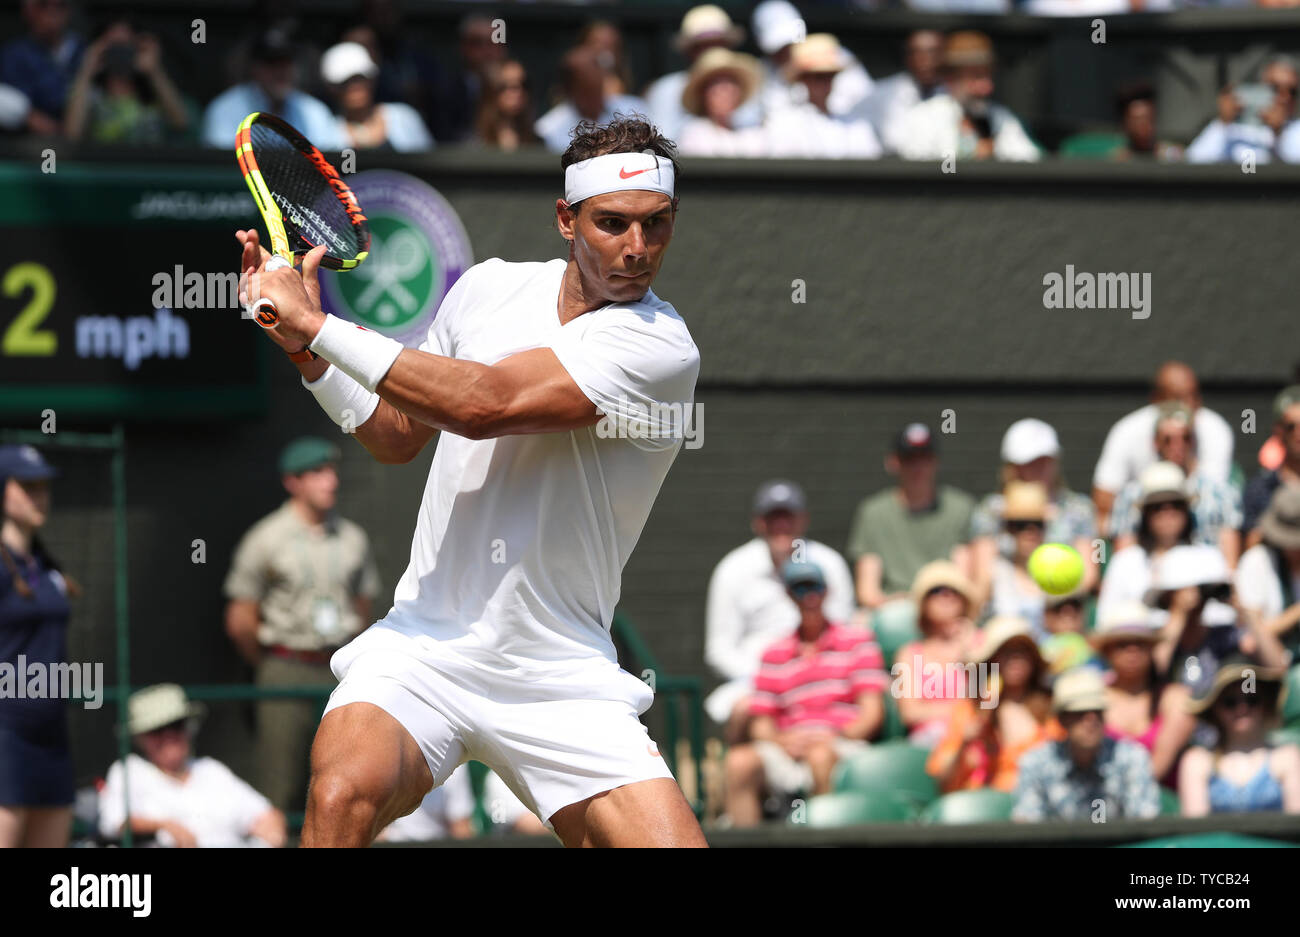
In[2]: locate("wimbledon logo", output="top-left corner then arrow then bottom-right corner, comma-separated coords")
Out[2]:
319,170 -> 473,347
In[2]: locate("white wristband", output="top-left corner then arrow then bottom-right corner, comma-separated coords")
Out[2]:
309,314 -> 404,393
303,363 -> 381,430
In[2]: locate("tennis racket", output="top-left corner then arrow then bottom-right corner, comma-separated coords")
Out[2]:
235,111 -> 370,328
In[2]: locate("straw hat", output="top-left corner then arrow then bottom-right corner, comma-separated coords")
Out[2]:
967,615 -> 1039,664
127,683 -> 205,736
674,5 -> 744,54
1090,600 -> 1161,650
786,33 -> 845,79
1259,485 -> 1300,551
944,31 -> 994,69
1136,460 -> 1192,509
681,47 -> 761,117
910,560 -> 976,609
1002,480 -> 1049,521
1052,667 -> 1107,713
1185,657 -> 1286,716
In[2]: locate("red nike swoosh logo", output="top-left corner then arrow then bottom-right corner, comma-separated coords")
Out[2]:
619,167 -> 654,179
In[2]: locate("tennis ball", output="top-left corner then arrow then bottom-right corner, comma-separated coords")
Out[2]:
1028,542 -> 1084,596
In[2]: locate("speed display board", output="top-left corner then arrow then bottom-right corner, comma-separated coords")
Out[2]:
0,163 -> 269,420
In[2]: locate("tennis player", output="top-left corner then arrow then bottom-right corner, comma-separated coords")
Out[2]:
236,117 -> 706,847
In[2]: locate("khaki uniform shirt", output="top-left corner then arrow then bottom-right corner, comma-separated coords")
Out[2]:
224,500 -> 381,651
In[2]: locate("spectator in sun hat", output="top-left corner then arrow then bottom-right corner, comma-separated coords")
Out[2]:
969,418 -> 1098,612
988,481 -> 1054,638
1145,544 -> 1288,698
676,47 -> 766,157
764,33 -> 882,159
0,443 -> 80,848
1242,384 -> 1300,549
98,684 -> 287,847
1093,600 -> 1196,785
1235,484 -> 1300,658
749,1 -> 872,124
892,560 -> 979,748
643,5 -> 755,141
223,436 -> 381,815
847,422 -> 975,611
723,559 -> 887,827
321,40 -> 432,152
1092,361 -> 1234,536
1109,400 -> 1241,566
705,479 -> 855,741
1013,667 -> 1161,822
926,615 -> 1061,794
895,31 -> 1039,163
1097,461 -> 1198,623
1178,656 -> 1300,816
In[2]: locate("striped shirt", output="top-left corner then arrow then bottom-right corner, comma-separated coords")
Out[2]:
749,623 -> 888,732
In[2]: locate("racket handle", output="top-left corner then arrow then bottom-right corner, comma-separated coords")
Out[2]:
249,255 -> 292,329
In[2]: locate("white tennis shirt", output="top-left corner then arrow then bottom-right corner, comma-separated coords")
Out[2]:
376,257 -> 699,708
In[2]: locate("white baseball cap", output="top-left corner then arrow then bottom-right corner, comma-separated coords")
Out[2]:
751,0 -> 806,56
1001,418 -> 1060,465
322,41 -> 378,85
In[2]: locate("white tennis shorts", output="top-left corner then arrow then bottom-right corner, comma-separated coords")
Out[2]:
322,624 -> 674,828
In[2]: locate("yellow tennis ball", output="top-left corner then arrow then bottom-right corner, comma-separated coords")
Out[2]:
1028,543 -> 1084,596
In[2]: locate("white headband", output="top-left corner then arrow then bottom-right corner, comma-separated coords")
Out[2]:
564,151 -> 675,205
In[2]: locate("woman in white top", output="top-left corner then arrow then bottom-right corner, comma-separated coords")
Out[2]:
1098,462 -> 1197,623
98,684 -> 286,848
1235,485 -> 1300,656
764,34 -> 882,159
676,47 -> 766,158
322,41 -> 433,153
989,481 -> 1051,637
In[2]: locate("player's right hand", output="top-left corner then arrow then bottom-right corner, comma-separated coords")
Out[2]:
236,229 -> 306,355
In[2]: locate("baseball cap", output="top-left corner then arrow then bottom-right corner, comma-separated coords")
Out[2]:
279,437 -> 341,476
1000,418 -> 1060,465
752,479 -> 806,516
1052,668 -> 1107,713
781,560 -> 826,590
751,0 -> 805,56
1273,384 -> 1300,420
894,422 -> 936,457
0,445 -> 58,483
322,41 -> 378,85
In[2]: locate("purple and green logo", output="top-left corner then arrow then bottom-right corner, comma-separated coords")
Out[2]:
320,170 -> 472,347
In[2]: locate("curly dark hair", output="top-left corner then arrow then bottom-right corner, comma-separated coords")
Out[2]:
560,115 -> 679,210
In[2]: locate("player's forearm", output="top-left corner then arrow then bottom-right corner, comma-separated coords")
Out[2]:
375,349 -> 511,439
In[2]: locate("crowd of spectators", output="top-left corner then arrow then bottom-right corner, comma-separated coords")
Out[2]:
706,361 -> 1300,826
7,0 -> 1300,163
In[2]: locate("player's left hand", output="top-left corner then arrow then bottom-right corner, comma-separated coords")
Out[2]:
240,236 -> 328,347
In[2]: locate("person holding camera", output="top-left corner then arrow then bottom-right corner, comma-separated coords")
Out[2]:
63,20 -> 190,143
1145,544 -> 1288,700
1186,58 -> 1299,165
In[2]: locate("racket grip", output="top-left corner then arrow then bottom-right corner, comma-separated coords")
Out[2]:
249,255 -> 292,329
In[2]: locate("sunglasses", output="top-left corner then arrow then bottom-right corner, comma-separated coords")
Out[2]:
789,582 -> 826,599
1050,599 -> 1084,613
1216,693 -> 1263,710
1270,82 -> 1298,95
1145,500 -> 1187,513
1282,421 -> 1299,434
1006,519 -> 1045,533
143,718 -> 188,738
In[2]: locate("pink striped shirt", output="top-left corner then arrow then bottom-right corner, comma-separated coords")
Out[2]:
749,623 -> 888,732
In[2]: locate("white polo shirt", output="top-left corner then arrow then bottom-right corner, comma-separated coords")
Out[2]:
1092,403 -> 1235,494
375,258 -> 700,710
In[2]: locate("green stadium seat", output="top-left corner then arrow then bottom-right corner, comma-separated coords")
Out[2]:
878,691 -> 907,743
801,790 -> 919,827
871,600 -> 920,669
832,740 -> 937,806
1283,664 -> 1300,728
1270,726 -> 1300,749
919,789 -> 1015,824
1159,787 -> 1181,817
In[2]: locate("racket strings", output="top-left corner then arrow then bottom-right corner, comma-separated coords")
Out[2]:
249,121 -> 362,259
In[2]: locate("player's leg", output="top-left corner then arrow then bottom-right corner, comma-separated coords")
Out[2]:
301,701 -> 436,847
549,777 -> 707,848
20,806 -> 72,847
